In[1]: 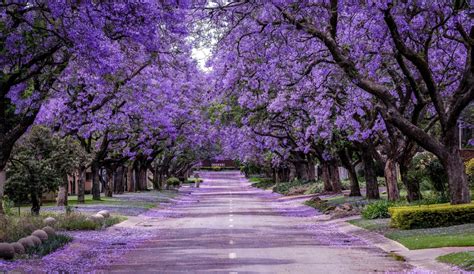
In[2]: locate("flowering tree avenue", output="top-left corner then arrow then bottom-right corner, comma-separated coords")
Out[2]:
36,40 -> 213,201
0,1 -> 195,213
203,0 -> 473,204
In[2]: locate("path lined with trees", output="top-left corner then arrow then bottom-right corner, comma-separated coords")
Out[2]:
0,0 -> 472,215
107,172 -> 412,273
206,0 -> 473,204
0,1 -> 473,272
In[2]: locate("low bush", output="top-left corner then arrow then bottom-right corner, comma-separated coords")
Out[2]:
273,180 -> 311,195
104,216 -> 127,227
408,152 -> 449,196
410,192 -> 449,205
26,234 -> 72,257
1,196 -> 15,216
286,185 -> 309,196
251,178 -> 274,189
185,178 -> 203,184
0,213 -> 126,243
57,213 -> 125,230
0,215 -> 45,242
304,182 -> 324,194
466,158 -> 474,187
389,203 -> 474,229
57,214 -> 98,231
362,200 -> 399,219
166,177 -> 181,188
304,199 -> 331,212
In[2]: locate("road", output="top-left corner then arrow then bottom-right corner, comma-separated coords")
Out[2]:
108,171 -> 411,273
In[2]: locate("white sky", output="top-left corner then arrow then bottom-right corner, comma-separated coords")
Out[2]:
192,46 -> 213,71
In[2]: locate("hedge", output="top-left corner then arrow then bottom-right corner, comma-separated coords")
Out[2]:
166,177 -> 181,187
389,203 -> 474,229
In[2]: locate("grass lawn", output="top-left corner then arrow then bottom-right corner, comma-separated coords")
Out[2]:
46,195 -> 119,206
248,177 -> 264,183
9,191 -> 177,216
437,251 -> 474,271
348,218 -> 474,250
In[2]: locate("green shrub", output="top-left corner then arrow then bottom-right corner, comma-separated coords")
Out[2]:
185,178 -> 203,184
410,192 -> 449,205
26,234 -> 72,257
304,182 -> 324,194
57,214 -> 125,230
240,163 -> 262,176
105,216 -> 127,227
273,179 -> 311,195
0,215 -> 45,242
426,158 -> 448,195
466,158 -> 474,187
251,178 -> 275,189
2,196 -> 15,216
362,200 -> 398,219
0,213 -> 124,244
408,152 -> 448,195
304,199 -> 332,212
166,177 -> 181,188
287,185 -> 310,196
389,203 -> 474,229
57,214 -> 98,230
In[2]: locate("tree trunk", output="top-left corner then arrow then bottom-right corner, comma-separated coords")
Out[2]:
294,161 -> 310,181
127,166 -> 134,192
361,150 -> 380,199
399,162 -> 422,202
152,165 -> 161,190
57,174 -> 69,206
338,150 -> 361,196
278,167 -> 290,183
122,167 -> 127,193
77,167 -> 86,204
134,164 -> 141,191
442,148 -> 471,204
288,164 -> 296,182
70,173 -> 76,195
135,164 -> 146,191
347,166 -> 361,196
139,165 -> 148,191
0,168 -> 6,215
307,158 -> 316,181
104,168 -> 113,198
92,163 -> 101,200
272,168 -> 279,185
328,161 -> 342,193
320,162 -> 333,192
114,167 -> 124,194
384,158 -> 400,201
159,170 -> 165,190
31,192 -> 40,215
